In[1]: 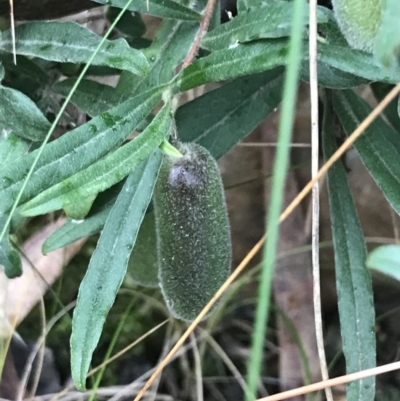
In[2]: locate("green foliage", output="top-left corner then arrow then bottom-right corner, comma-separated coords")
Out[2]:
0,134 -> 30,168
0,86 -> 165,214
21,100 -> 172,217
42,182 -> 124,253
331,0 -> 382,52
176,40 -> 289,91
127,210 -> 159,288
0,134 -> 28,278
117,0 -> 204,96
333,90 -> 400,215
154,142 -> 231,321
0,215 -> 22,278
0,22 -> 149,76
317,42 -> 400,84
1,0 -> 400,395
323,100 -> 375,401
93,0 -> 202,20
70,150 -> 163,390
176,68 -> 284,158
0,86 -> 51,141
367,245 -> 400,281
371,83 -> 400,132
202,1 -> 328,51
53,79 -> 125,117
374,0 -> 400,69
106,7 -> 146,38
301,61 -> 369,89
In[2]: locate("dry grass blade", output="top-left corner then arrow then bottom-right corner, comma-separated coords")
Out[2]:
309,0 -> 332,400
16,298 -> 46,401
48,320 -> 169,401
132,82 -> 400,401
108,322 -> 176,401
201,329 -> 249,395
256,361 -> 400,401
281,82 -> 400,222
190,332 -> 203,401
90,319 -> 170,377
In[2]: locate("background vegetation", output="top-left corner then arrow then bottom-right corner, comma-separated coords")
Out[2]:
1,0 -> 400,400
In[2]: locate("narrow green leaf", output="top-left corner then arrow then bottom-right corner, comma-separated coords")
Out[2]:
22,102 -> 172,216
316,7 -> 348,47
323,100 -> 375,400
236,0 -> 267,14
370,83 -> 400,133
0,86 -> 51,141
117,0 -> 200,97
43,212 -> 106,254
175,40 -> 289,92
398,97 -> 400,123
374,0 -> 400,69
367,245 -> 400,281
0,55 -> 49,86
0,215 -> 22,278
318,42 -> 400,84
0,133 -> 30,244
42,195 -> 121,254
177,68 -> 284,159
54,79 -> 125,117
0,136 -> 30,261
63,194 -> 98,220
129,20 -> 200,95
106,7 -> 146,38
128,210 -> 159,288
70,150 -> 162,390
42,183 -> 124,254
0,124 -> 30,278
92,0 -> 201,20
0,22 -> 149,76
333,90 -> 400,215
0,85 -> 165,214
0,64 -> 4,81
208,0 -> 220,31
0,134 -> 30,170
203,2 -> 327,52
203,2 -> 296,51
0,241 -> 21,278
300,60 -> 369,88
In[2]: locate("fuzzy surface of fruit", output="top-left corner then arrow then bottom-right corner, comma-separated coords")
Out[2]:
154,142 -> 232,322
332,0 -> 382,52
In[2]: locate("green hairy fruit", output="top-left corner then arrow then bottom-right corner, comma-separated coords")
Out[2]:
154,142 -> 231,322
127,211 -> 159,288
332,0 -> 382,52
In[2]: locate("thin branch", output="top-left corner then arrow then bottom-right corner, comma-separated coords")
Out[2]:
9,0 -> 16,64
181,0 -> 217,69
